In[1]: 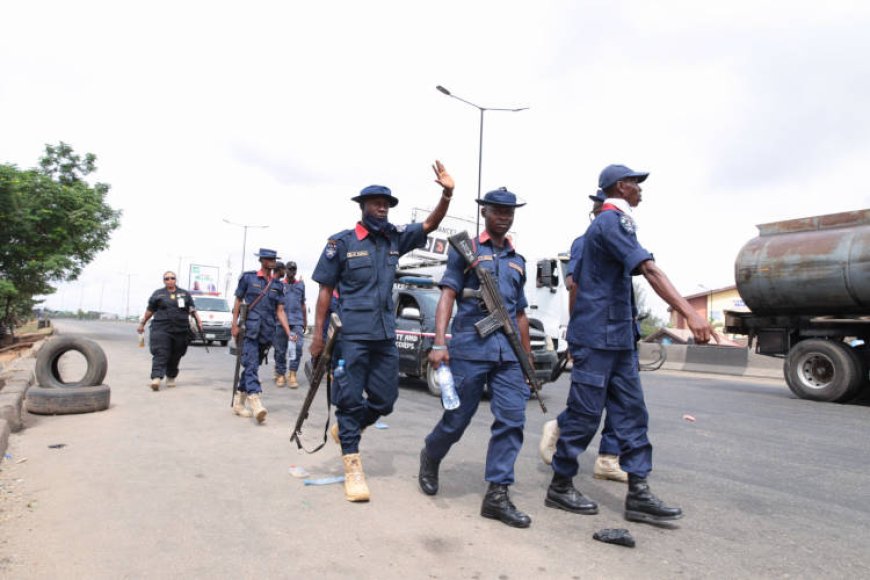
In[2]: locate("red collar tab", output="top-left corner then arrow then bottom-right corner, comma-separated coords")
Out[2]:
355,222 -> 370,240
256,268 -> 269,278
601,203 -> 622,213
478,230 -> 514,249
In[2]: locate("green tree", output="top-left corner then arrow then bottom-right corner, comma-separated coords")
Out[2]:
0,142 -> 121,343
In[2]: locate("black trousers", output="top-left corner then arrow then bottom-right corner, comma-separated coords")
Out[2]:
150,328 -> 189,379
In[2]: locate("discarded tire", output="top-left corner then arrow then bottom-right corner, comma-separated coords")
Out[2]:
25,384 -> 111,415
35,336 -> 108,388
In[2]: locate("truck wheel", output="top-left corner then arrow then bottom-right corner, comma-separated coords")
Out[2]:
35,336 -> 108,389
220,341 -> 228,347
26,384 -> 111,415
784,339 -> 862,402
426,362 -> 442,397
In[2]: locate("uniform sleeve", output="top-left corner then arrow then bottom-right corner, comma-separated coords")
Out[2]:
516,262 -> 529,311
299,281 -> 306,303
438,245 -> 466,294
187,294 -> 196,312
567,235 -> 584,280
312,237 -> 344,288
234,274 -> 248,300
599,214 -> 653,276
396,222 -> 426,256
147,291 -> 160,312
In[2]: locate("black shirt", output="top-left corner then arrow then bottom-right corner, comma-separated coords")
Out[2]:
147,287 -> 195,333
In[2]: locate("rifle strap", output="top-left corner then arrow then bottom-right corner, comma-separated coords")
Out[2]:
247,276 -> 274,314
297,371 -> 332,454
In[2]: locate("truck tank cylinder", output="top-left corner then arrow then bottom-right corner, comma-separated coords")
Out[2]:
734,209 -> 870,316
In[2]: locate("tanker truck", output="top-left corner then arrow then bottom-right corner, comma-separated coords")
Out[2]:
724,209 -> 870,402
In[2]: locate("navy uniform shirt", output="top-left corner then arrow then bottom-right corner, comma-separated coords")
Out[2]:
440,231 -> 529,362
568,205 -> 652,350
147,287 -> 195,333
312,221 -> 426,340
234,269 -> 285,342
281,279 -> 306,326
566,233 -> 586,282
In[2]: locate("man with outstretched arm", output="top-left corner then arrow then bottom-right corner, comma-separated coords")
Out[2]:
545,164 -> 716,525
309,160 -> 454,502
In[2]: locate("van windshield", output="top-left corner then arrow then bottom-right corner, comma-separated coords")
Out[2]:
194,297 -> 230,312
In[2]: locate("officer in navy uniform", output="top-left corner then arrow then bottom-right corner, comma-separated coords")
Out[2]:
137,271 -> 202,391
231,248 -> 292,424
539,189 -> 628,484
273,261 -> 307,389
310,160 -> 454,503
418,188 -> 535,528
545,164 -> 715,525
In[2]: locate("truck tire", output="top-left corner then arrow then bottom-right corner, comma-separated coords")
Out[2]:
220,340 -> 228,347
784,339 -> 862,402
25,384 -> 111,415
35,336 -> 108,389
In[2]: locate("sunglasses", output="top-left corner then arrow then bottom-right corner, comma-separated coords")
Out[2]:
164,277 -> 176,280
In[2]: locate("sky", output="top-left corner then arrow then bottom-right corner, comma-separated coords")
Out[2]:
2,0 -> 870,321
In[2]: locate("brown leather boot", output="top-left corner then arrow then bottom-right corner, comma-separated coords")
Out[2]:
287,371 -> 299,388
594,454 -> 628,483
247,394 -> 267,423
275,374 -> 286,387
232,392 -> 253,417
342,453 -> 370,502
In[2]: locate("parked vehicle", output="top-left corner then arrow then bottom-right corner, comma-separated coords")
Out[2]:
189,294 -> 233,346
393,276 -> 558,397
725,209 -> 870,402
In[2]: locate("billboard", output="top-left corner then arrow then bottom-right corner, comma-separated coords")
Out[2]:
189,264 -> 220,295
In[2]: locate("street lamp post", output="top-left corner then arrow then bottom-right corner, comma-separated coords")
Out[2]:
223,219 -> 269,274
435,85 -> 528,235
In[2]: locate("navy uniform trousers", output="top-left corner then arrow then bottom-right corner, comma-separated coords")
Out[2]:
551,345 -> 653,479
332,338 -> 398,454
424,358 -> 529,485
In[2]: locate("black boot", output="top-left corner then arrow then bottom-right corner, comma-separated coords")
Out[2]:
481,483 -> 531,528
418,447 -> 440,496
545,474 -> 598,514
625,474 -> 683,524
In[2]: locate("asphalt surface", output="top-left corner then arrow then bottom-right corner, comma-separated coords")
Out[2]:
1,320 -> 869,578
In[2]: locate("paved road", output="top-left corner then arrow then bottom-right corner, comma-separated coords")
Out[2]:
1,320 -> 869,578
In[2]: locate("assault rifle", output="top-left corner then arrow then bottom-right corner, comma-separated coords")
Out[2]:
289,312 -> 342,453
447,231 -> 547,413
230,303 -> 247,407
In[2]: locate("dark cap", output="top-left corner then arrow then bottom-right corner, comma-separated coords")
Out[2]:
351,185 -> 399,207
475,187 -> 526,208
254,248 -> 281,260
589,189 -> 606,203
286,261 -> 297,270
275,261 -> 286,269
598,164 -> 649,190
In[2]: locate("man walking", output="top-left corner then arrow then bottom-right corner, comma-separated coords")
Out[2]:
418,187 -> 535,529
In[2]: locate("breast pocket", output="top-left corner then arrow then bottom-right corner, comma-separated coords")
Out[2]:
346,255 -> 373,282
341,295 -> 377,333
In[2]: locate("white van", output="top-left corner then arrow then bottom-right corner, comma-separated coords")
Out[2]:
189,294 -> 233,346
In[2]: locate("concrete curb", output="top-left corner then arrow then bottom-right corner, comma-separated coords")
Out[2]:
0,344 -> 40,459
638,343 -> 784,379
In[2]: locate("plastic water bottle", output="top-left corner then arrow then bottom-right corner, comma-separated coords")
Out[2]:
288,335 -> 297,362
334,359 -> 346,380
436,364 -> 460,410
138,333 -> 145,348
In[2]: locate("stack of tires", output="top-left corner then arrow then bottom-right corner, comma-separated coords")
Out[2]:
25,337 -> 111,415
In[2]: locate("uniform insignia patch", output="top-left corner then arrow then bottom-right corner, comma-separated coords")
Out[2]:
325,240 -> 338,259
509,262 -> 524,275
347,250 -> 369,258
619,215 -> 636,234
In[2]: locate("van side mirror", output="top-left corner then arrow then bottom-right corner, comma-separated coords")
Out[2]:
400,306 -> 422,320
536,259 -> 559,292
